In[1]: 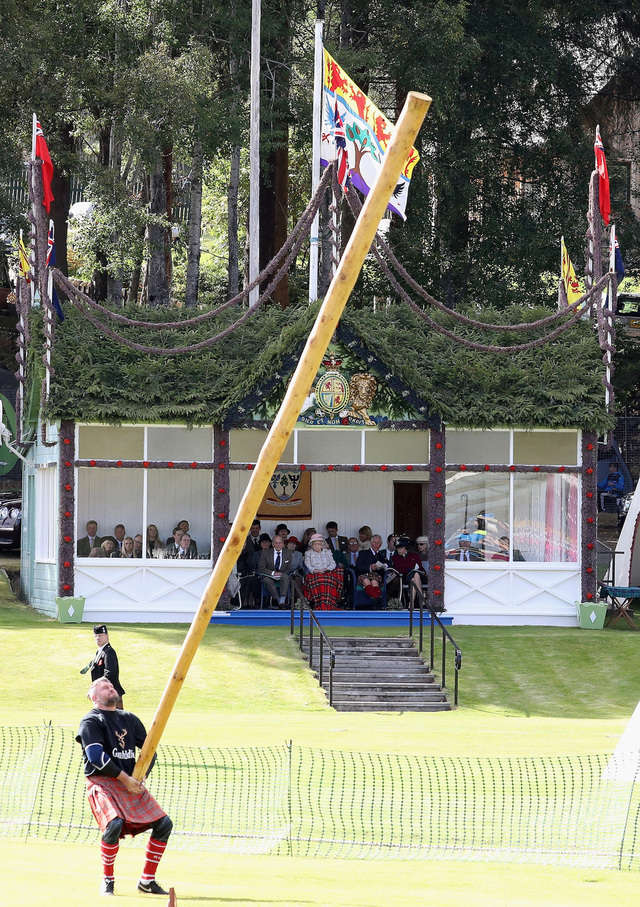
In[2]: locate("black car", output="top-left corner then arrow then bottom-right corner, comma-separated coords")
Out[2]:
0,496 -> 21,549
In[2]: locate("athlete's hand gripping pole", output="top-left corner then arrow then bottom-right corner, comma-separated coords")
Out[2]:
134,90 -> 432,780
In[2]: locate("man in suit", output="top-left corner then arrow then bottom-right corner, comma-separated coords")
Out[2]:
176,533 -> 197,559
345,537 -> 360,569
325,521 -> 348,555
77,520 -> 101,557
165,528 -> 184,558
257,534 -> 292,606
355,534 -> 388,579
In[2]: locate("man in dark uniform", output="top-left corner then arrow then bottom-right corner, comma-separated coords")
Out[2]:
83,625 -> 125,709
76,677 -> 173,896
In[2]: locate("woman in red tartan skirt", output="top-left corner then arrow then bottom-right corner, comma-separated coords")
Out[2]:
76,678 -> 173,897
303,533 -> 344,609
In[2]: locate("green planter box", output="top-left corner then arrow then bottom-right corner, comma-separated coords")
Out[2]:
55,596 -> 85,623
576,600 -> 607,630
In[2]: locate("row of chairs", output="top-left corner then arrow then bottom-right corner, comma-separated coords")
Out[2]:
235,566 -> 426,610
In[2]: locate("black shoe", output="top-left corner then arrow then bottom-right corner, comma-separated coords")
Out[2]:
138,879 -> 168,895
101,878 -> 115,896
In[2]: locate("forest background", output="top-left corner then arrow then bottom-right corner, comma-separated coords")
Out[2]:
1,0 -> 639,399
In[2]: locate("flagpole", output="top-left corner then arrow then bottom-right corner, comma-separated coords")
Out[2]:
308,17 -> 324,302
248,0 -> 261,307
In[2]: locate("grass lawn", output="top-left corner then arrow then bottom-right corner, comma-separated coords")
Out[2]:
2,582 -> 640,904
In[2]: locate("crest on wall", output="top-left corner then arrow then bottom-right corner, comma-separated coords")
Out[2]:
300,352 -> 379,426
258,469 -> 312,518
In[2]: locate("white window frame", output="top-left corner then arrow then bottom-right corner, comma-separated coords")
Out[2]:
35,463 -> 57,563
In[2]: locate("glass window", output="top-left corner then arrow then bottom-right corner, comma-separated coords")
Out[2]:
513,431 -> 578,466
445,471 -> 510,561
297,429 -> 361,465
229,429 -> 293,463
147,425 -> 213,461
35,465 -> 57,561
513,474 -> 578,562
78,425 -> 144,459
365,430 -> 429,464
147,470 -> 212,558
77,466 -> 144,556
446,430 -> 509,464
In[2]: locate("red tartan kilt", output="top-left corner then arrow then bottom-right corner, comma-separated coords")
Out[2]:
303,567 -> 344,610
86,776 -> 166,837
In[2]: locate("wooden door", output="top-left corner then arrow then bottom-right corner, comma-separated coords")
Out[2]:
393,482 -> 428,539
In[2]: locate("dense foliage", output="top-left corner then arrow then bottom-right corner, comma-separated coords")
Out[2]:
40,301 -> 612,431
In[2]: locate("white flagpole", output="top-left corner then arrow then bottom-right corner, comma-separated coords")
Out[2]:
30,115 -> 38,308
308,18 -> 324,302
248,0 -> 261,308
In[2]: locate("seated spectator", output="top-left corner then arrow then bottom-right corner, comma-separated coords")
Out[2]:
390,536 -> 424,599
469,515 -> 488,549
89,546 -> 106,558
239,520 -> 262,574
598,462 -> 624,511
177,532 -> 197,559
78,520 -> 101,557
259,532 -> 272,551
286,536 -> 305,602
358,525 -> 373,550
258,534 -> 292,606
120,536 -> 135,559
166,528 -> 184,558
299,528 -> 317,553
177,519 -> 198,556
325,521 -> 348,555
355,534 -> 388,579
133,534 -> 143,558
490,535 -> 525,562
275,523 -> 290,542
101,538 -> 118,558
303,533 -> 344,610
345,537 -> 360,569
380,534 -> 396,562
112,523 -> 126,554
416,536 -> 429,572
360,572 -> 382,601
146,524 -> 165,558
446,533 -> 483,562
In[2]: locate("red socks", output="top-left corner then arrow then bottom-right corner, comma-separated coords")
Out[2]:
100,840 -> 119,880
140,837 -> 168,883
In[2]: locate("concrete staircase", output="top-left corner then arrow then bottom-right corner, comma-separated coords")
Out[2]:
300,636 -> 451,711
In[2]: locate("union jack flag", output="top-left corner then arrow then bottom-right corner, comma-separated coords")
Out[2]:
334,101 -> 349,192
46,220 -> 54,268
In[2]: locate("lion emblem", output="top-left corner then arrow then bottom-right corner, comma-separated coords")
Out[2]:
347,373 -> 377,425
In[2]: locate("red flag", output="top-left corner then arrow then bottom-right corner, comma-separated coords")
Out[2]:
594,125 -> 610,226
35,119 -> 54,213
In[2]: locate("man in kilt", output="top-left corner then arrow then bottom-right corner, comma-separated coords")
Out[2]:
76,678 -> 172,896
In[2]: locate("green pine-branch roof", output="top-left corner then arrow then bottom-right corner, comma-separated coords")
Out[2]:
36,299 -> 612,432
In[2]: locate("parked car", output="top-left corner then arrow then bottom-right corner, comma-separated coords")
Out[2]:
616,293 -> 640,338
0,495 -> 21,549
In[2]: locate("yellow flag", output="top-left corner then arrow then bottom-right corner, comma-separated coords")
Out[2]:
18,237 -> 30,282
561,237 -> 581,305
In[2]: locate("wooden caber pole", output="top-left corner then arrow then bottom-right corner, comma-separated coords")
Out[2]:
134,90 -> 432,780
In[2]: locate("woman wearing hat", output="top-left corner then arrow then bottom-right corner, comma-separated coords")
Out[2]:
390,536 -> 424,603
303,533 -> 344,610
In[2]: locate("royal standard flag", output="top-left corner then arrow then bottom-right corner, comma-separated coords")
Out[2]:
561,237 -> 582,305
320,49 -> 419,219
18,236 -> 30,282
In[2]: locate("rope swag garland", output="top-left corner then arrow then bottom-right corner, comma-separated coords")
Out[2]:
51,163 -> 334,348
339,175 -> 612,354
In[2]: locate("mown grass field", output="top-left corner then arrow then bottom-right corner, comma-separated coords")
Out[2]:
2,580 -> 640,905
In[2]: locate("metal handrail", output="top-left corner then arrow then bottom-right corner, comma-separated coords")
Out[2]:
409,585 -> 462,707
290,600 -> 337,706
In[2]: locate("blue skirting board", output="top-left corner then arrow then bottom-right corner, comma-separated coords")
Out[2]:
209,609 -> 453,627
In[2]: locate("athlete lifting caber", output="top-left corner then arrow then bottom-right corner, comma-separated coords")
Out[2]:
76,677 -> 173,896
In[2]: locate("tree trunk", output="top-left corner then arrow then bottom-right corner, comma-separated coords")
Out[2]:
147,158 -> 170,307
259,144 -> 289,307
227,144 -> 241,299
50,136 -> 72,277
185,140 -> 203,307
163,145 -> 173,292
